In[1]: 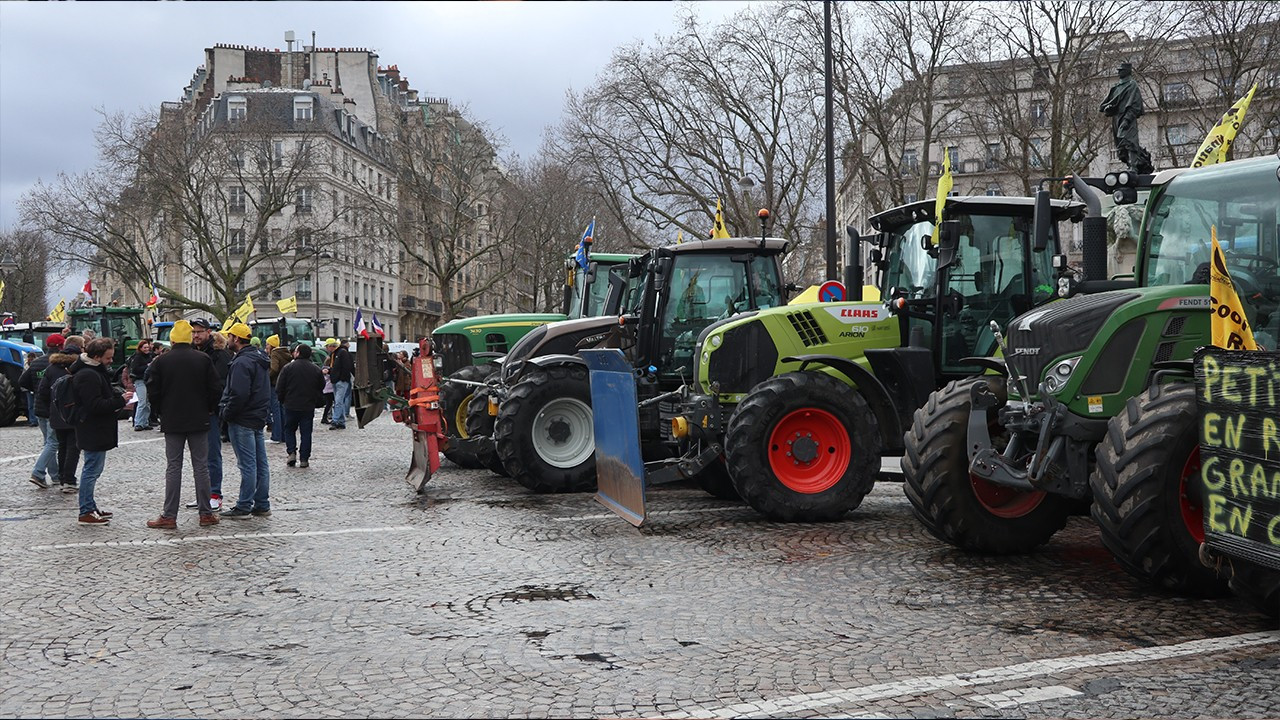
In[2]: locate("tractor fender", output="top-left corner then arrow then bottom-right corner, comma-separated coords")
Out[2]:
514,353 -> 587,383
958,356 -> 1008,375
781,354 -> 902,452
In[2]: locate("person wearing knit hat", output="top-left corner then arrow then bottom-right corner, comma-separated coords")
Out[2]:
265,334 -> 291,443
144,318 -> 223,528
39,335 -> 86,492
249,336 -> 262,348
18,333 -> 68,487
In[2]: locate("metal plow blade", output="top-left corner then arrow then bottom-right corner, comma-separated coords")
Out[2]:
580,349 -> 647,526
405,431 -> 437,494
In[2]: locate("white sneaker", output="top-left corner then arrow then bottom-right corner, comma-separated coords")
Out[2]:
210,496 -> 223,511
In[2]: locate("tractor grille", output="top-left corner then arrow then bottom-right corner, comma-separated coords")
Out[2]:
1004,291 -> 1138,392
706,321 -> 777,395
1163,315 -> 1187,337
787,310 -> 828,347
432,333 -> 472,378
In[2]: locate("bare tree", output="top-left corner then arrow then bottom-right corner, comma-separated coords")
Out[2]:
0,229 -> 50,321
20,105 -> 343,320
552,2 -> 827,277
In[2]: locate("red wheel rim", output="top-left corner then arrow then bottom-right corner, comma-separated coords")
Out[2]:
1179,446 -> 1204,544
969,475 -> 1047,518
767,408 -> 851,494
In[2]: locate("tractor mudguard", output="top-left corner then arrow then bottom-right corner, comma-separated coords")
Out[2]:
781,353 -> 903,453
513,353 -> 587,383
581,349 -> 646,526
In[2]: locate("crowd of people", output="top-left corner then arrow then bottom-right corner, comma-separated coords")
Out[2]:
18,320 -> 358,527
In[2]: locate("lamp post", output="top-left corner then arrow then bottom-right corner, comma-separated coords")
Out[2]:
313,248 -> 332,340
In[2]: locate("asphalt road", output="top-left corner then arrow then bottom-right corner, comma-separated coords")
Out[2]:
1,417 -> 1276,718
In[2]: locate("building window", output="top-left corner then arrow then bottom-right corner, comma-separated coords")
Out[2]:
901,149 -> 919,175
333,274 -> 340,301
294,97 -> 314,121
344,279 -> 351,304
296,275 -> 312,300
985,143 -> 1001,170
947,146 -> 960,171
269,228 -> 280,252
1030,100 -> 1048,128
229,147 -> 244,169
274,140 -> 284,168
228,97 -> 246,122
229,186 -> 246,213
1163,82 -> 1190,104
229,228 -> 246,255
1029,138 -> 1046,169
1165,123 -> 1191,147
296,187 -> 313,213
296,229 -> 313,250
985,184 -> 1002,197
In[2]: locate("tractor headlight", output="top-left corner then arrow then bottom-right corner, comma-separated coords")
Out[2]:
1041,355 -> 1082,395
709,334 -> 722,348
702,351 -> 710,366
432,355 -> 444,370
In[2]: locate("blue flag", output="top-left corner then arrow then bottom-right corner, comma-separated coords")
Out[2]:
574,219 -> 594,271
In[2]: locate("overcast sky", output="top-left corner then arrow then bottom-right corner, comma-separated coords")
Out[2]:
0,0 -> 755,307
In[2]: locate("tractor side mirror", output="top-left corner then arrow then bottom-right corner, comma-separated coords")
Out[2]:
1033,188 -> 1052,253
937,220 -> 960,269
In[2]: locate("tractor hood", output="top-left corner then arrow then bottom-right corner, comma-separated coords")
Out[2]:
500,315 -> 618,383
1002,290 -> 1141,391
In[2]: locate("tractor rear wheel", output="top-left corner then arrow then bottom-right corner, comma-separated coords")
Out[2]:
1092,383 -> 1229,597
464,387 -> 509,477
441,364 -> 492,469
726,371 -> 878,522
0,373 -> 19,427
902,377 -> 1072,553
494,364 -> 596,493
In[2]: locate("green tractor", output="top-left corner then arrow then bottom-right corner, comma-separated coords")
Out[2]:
901,153 -> 1280,598
589,195 -> 1083,525
68,305 -> 146,376
437,252 -> 636,469
487,235 -> 790,494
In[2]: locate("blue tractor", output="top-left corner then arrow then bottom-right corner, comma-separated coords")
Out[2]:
0,335 -> 41,426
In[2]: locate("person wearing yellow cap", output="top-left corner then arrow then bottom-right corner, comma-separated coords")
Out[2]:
265,334 -> 292,444
218,322 -> 274,518
141,319 -> 224,528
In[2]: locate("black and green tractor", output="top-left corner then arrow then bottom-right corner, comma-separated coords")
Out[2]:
485,233 -> 791,494
901,153 -> 1280,599
436,252 -> 636,469
588,194 -> 1084,525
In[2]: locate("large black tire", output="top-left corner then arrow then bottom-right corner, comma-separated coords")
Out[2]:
440,364 -> 492,469
464,387 -> 509,477
494,364 -> 596,493
0,372 -> 17,427
1092,383 -> 1230,597
1228,561 -> 1280,621
725,372 -> 879,522
902,377 -> 1073,553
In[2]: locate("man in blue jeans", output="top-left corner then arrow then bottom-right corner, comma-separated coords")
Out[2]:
18,333 -> 64,488
276,344 -> 325,468
191,319 -> 232,510
218,323 -> 272,519
326,337 -> 354,430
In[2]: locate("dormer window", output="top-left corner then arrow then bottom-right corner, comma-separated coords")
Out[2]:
228,96 -> 247,122
294,96 -> 314,121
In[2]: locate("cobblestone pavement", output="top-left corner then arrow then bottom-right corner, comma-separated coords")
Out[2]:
1,418 -> 1276,718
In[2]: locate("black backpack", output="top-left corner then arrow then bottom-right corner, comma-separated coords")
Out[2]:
51,374 -> 79,426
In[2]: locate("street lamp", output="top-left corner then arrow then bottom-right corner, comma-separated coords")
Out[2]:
0,250 -> 17,276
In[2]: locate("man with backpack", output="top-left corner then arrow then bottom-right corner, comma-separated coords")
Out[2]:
39,336 -> 85,494
219,323 -> 272,519
69,337 -> 132,525
275,343 -> 325,468
144,320 -> 223,528
18,333 -> 64,488
326,338 -> 354,430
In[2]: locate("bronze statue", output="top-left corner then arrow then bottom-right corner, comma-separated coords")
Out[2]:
1100,62 -> 1154,174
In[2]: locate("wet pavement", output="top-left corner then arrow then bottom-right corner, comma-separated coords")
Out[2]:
1,417 -> 1276,718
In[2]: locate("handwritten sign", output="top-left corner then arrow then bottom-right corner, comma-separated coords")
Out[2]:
1195,349 -> 1280,571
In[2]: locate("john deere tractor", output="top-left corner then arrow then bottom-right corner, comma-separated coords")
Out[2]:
436,252 -> 636,469
901,153 -> 1280,598
589,195 -> 1084,525
487,235 -> 790,494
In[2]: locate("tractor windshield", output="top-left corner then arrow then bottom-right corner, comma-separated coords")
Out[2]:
1142,159 -> 1280,345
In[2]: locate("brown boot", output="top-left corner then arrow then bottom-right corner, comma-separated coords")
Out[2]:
199,513 -> 220,526
146,516 -> 177,529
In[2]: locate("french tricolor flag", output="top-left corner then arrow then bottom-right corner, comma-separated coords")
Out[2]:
354,308 -> 369,339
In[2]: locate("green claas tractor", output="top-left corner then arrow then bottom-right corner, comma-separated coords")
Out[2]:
436,252 -> 636,469
901,153 -> 1280,598
589,195 -> 1084,525
487,234 -> 790,494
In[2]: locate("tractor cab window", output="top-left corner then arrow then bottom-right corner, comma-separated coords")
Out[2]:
659,253 -> 781,379
1143,163 -> 1280,348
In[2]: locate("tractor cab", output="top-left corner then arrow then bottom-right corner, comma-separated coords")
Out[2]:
67,306 -> 145,371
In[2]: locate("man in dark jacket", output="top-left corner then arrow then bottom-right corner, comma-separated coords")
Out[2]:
38,336 -> 84,493
191,318 -> 232,510
266,334 -> 292,444
219,323 -> 272,518
127,338 -> 156,431
276,344 -> 325,468
327,337 -> 355,430
144,320 -> 223,528
19,333 -> 64,488
70,337 -> 132,525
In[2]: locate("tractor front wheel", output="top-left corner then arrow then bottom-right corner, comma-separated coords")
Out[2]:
494,364 -> 596,493
902,377 -> 1072,553
726,372 -> 878,522
440,364 -> 493,469
465,386 -> 509,477
0,372 -> 17,427
1092,383 -> 1229,597
1227,560 -> 1280,621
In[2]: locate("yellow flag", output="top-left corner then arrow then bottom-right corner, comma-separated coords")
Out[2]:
1191,84 -> 1257,168
276,295 -> 298,314
0,279 -> 5,306
47,298 -> 66,323
1209,226 -> 1258,350
676,230 -> 684,245
930,148 -> 953,245
711,197 -> 730,239
224,293 -> 255,327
